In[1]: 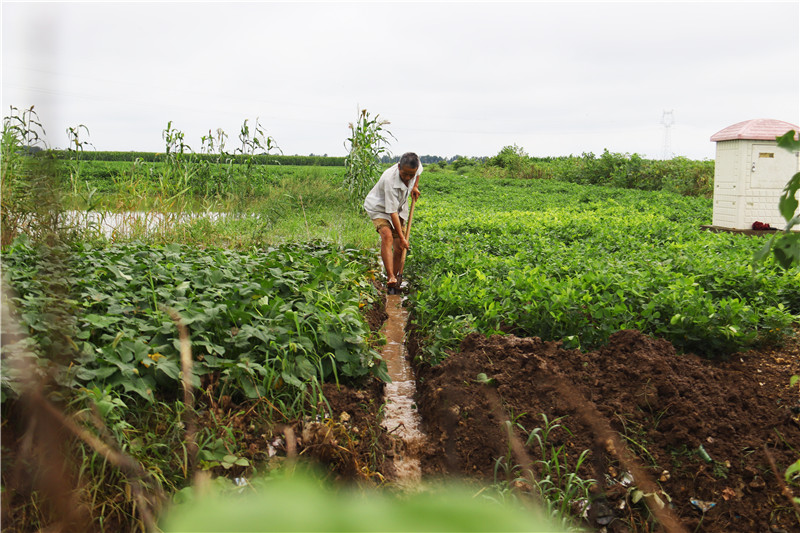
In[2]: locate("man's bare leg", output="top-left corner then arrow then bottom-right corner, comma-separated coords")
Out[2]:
393,239 -> 404,279
379,226 -> 396,286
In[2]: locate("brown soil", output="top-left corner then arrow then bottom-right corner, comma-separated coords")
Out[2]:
409,328 -> 800,532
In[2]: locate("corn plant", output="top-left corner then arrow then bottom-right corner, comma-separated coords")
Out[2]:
236,118 -> 279,165
2,105 -> 51,245
198,127 -> 236,197
65,124 -> 93,195
159,120 -> 195,201
343,108 -> 394,208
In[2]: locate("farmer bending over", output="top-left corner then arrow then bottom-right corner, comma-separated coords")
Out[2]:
363,152 -> 422,290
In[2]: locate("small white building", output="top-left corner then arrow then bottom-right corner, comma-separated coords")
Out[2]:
710,118 -> 799,231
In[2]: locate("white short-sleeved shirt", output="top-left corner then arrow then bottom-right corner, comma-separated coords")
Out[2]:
363,163 -> 423,222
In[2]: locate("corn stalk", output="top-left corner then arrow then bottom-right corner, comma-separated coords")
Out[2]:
343,108 -> 393,209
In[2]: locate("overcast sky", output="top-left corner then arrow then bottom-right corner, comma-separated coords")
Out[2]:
2,1 -> 799,160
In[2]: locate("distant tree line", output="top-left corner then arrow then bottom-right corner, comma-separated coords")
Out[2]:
379,154 -> 488,165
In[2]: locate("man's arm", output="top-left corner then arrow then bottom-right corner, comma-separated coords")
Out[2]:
411,175 -> 421,201
390,212 -> 410,249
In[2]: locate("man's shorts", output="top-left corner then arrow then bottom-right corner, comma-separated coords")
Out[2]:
372,217 -> 405,239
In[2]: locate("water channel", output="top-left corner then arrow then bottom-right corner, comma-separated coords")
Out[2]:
379,293 -> 426,488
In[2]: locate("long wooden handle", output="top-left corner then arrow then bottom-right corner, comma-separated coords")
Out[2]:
404,195 -> 417,241
399,196 -> 416,275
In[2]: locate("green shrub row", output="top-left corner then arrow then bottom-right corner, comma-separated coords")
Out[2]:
484,146 -> 714,196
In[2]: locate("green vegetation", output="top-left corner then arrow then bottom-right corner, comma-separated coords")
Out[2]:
492,414 -> 593,532
481,146 -> 714,196
408,174 -> 799,362
2,238 -> 386,406
53,150 -> 345,166
1,107 -> 371,248
162,471 -> 563,532
343,108 -> 393,208
754,130 -> 800,270
1,107 -> 388,531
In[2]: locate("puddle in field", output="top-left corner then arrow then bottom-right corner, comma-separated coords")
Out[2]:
15,211 -> 255,239
380,292 -> 426,487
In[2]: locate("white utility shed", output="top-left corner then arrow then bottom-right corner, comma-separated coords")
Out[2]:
710,118 -> 799,231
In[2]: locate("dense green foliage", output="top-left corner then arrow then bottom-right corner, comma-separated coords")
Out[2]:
483,147 -> 715,196
2,238 -> 386,408
408,174 -> 799,362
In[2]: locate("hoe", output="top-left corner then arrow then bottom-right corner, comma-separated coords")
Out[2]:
388,195 -> 416,295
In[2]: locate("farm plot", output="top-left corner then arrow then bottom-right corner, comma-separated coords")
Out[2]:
406,174 -> 800,531
1,239 -> 387,407
408,175 -> 800,360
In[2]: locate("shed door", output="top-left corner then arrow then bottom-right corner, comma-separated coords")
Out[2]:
750,144 -> 793,189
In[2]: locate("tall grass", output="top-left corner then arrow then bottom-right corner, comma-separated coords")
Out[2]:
1,107 -> 375,249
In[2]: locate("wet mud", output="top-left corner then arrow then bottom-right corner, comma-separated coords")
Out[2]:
411,328 -> 800,532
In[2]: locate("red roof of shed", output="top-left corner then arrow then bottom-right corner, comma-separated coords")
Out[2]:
710,119 -> 799,142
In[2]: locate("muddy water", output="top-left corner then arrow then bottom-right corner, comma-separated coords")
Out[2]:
380,294 -> 425,487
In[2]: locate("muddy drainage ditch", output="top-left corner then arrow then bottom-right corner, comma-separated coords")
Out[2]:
379,292 -> 426,488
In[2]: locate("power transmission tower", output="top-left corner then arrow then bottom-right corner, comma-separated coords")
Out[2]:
660,110 -> 675,160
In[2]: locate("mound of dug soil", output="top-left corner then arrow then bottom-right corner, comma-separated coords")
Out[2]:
414,330 -> 800,532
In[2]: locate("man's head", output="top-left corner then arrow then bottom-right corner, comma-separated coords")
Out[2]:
398,152 -> 420,183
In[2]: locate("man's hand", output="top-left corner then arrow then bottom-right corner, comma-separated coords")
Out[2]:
411,185 -> 421,201
398,236 -> 411,250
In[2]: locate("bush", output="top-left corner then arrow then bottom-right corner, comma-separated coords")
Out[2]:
503,150 -> 715,197
487,144 -> 530,176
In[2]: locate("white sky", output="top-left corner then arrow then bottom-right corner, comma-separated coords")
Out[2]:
2,1 -> 799,160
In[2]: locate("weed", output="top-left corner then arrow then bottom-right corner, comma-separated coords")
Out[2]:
492,413 -> 595,531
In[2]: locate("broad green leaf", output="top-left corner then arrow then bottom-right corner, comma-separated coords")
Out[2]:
778,172 -> 800,223
155,358 -> 181,381
120,376 -> 155,402
776,130 -> 800,152
280,371 -> 304,389
84,314 -> 121,329
295,357 -> 316,380
322,332 -> 346,350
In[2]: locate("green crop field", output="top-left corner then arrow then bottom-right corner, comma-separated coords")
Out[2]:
408,174 -> 799,361
2,239 -> 386,406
